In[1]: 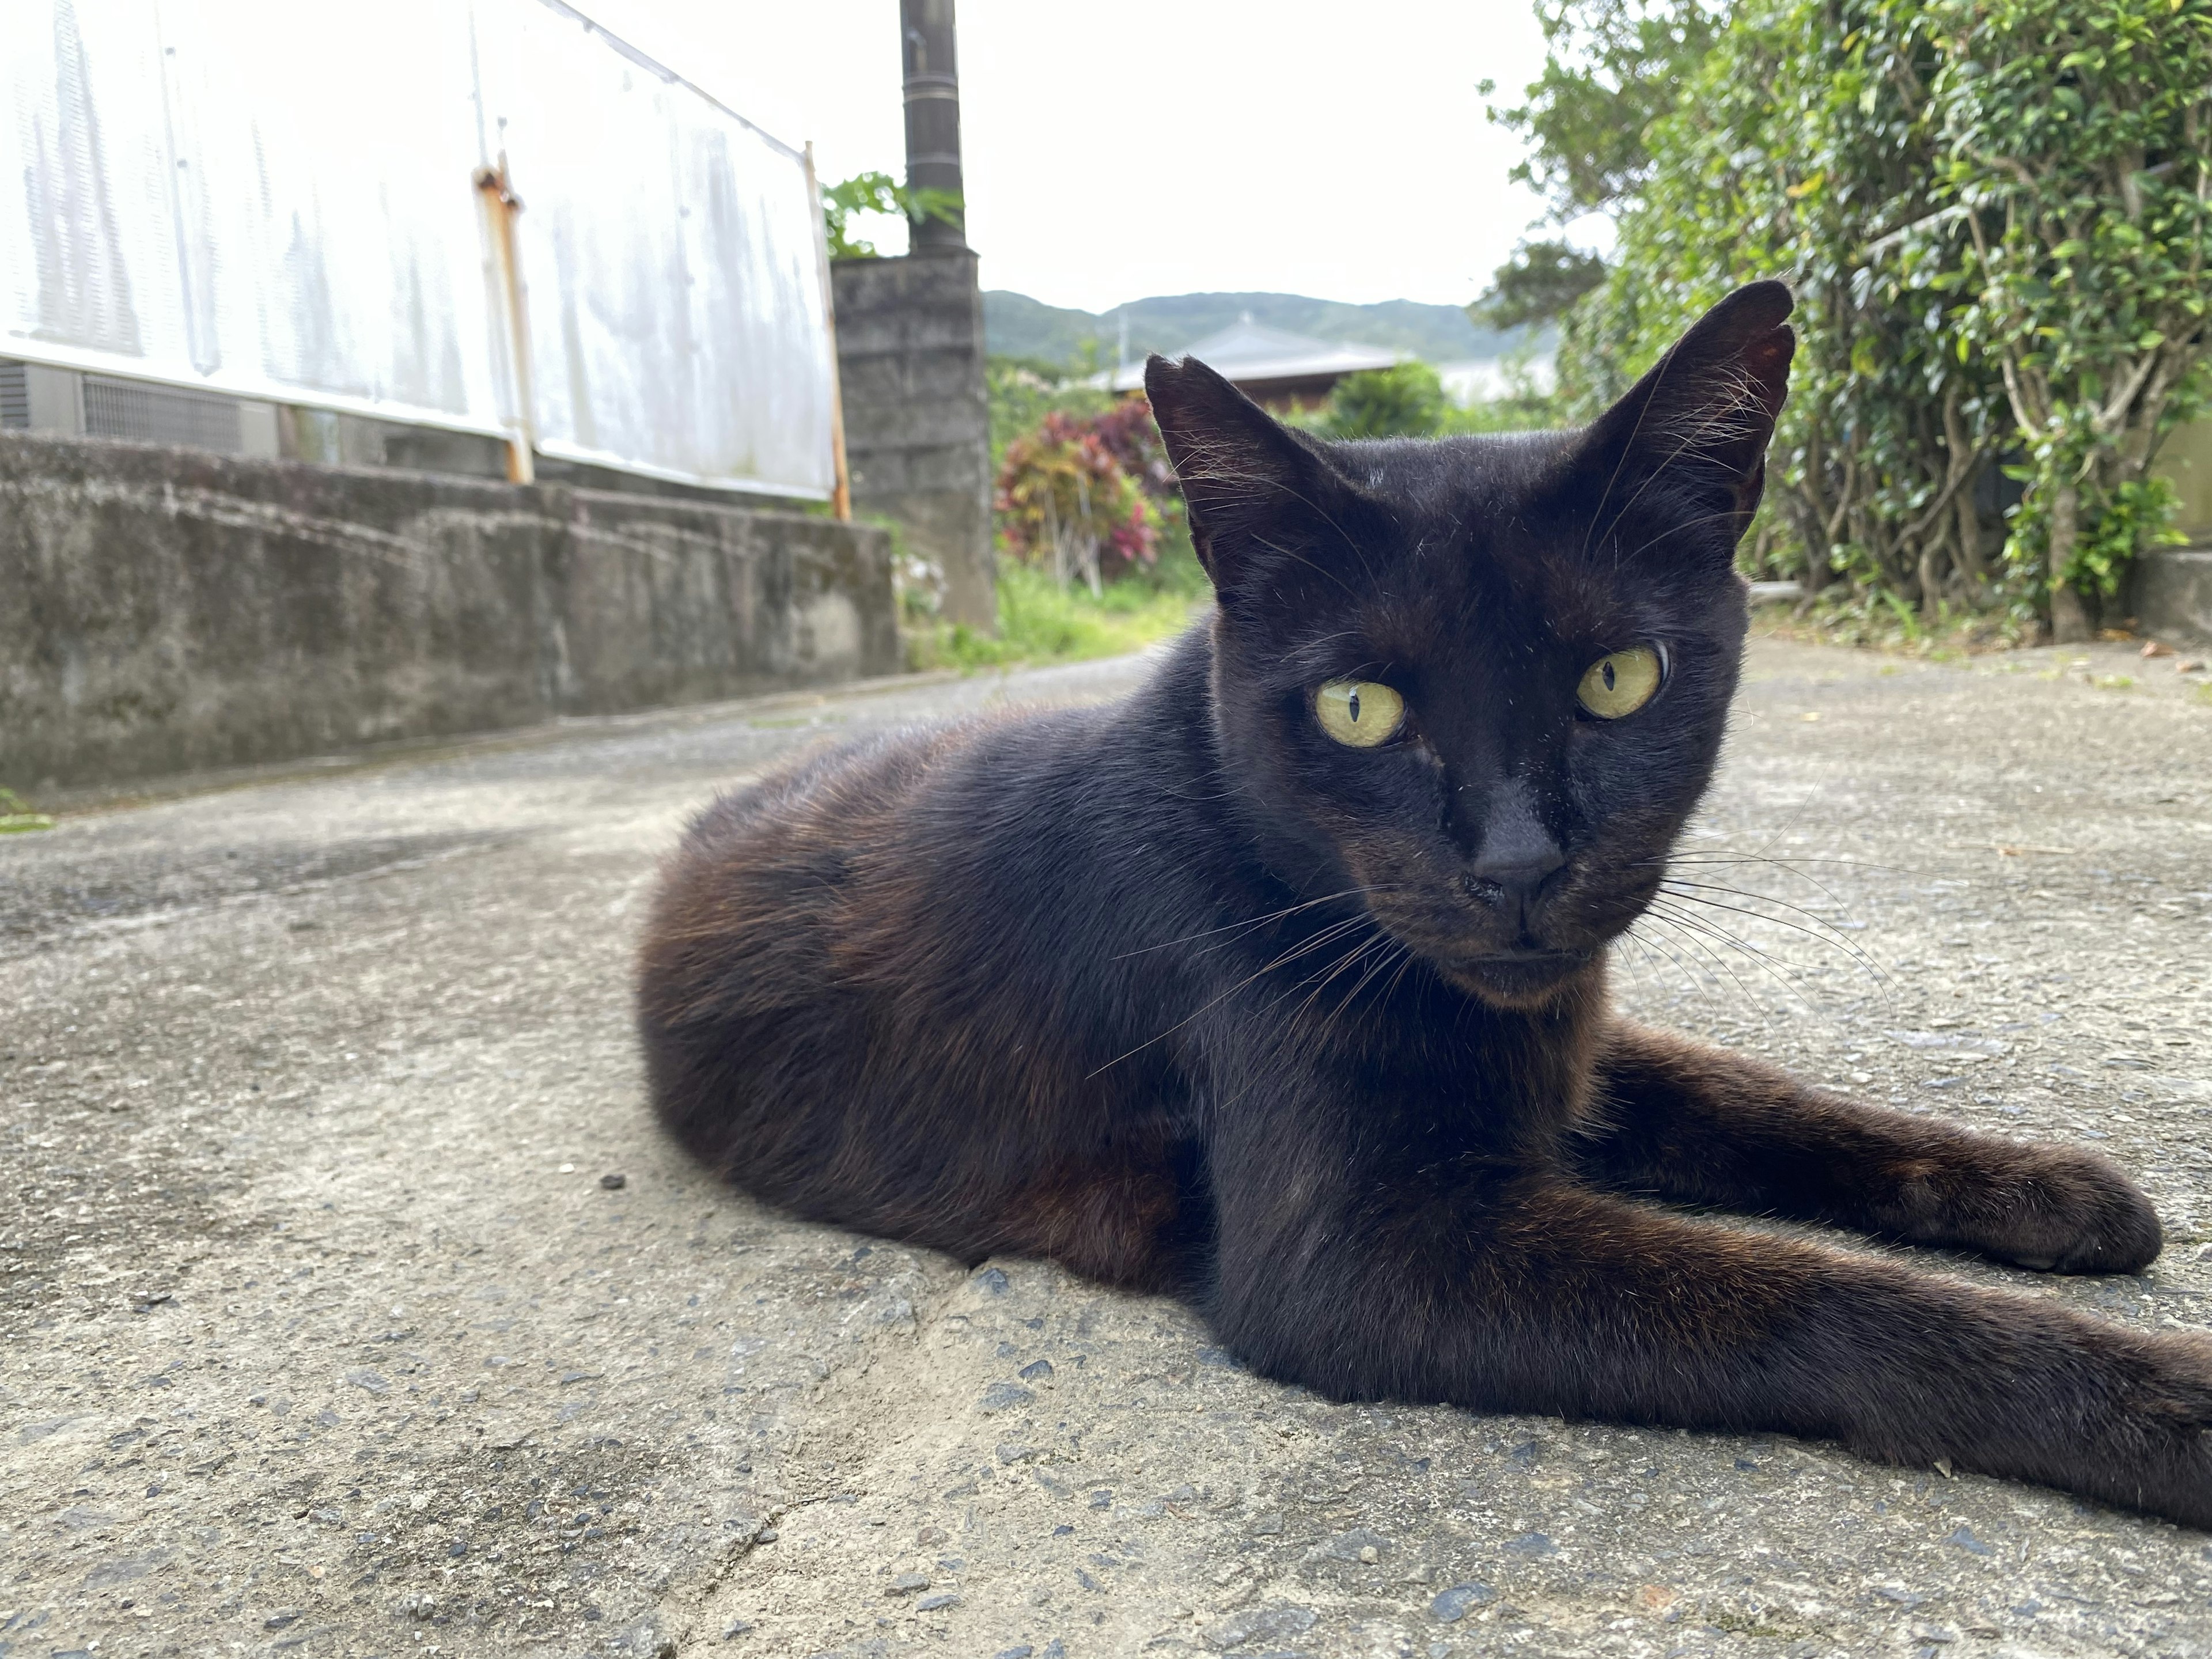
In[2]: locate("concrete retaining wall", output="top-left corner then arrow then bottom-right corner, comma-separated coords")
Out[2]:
0,433 -> 897,790
2141,422 -> 2212,645
2131,548 -> 2212,647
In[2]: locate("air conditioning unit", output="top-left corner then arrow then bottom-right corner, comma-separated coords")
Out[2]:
82,375 -> 246,452
0,359 -> 28,429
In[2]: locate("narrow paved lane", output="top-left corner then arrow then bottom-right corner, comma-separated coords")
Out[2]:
3,635 -> 2209,1658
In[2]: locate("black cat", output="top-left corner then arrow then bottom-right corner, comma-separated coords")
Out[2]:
637,282 -> 2211,1527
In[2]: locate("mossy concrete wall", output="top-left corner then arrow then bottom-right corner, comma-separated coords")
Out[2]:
0,432 -> 897,790
2141,422 -> 2212,644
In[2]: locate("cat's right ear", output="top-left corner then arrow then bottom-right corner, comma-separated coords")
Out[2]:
1144,354 -> 1339,591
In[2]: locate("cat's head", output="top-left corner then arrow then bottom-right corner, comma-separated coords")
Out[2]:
1146,281 -> 1794,1009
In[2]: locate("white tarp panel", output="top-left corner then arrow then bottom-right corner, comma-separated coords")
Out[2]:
0,0 -> 835,497
482,3 -> 837,494
1,0 -> 509,434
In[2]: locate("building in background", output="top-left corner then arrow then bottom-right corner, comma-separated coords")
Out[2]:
1089,313 -> 1558,414
1097,317 -> 1400,411
1435,353 -> 1558,406
2,0 -> 841,503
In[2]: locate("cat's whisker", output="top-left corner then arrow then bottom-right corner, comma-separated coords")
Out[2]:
1377,942 -> 1419,1008
1619,919 -> 1729,1012
1312,940 -> 1416,1053
1645,847 -> 1913,928
1273,927 -> 1393,1024
1608,927 -> 1672,1002
1652,884 -> 1889,988
1655,850 -> 1908,884
1629,928 -> 1720,1012
1637,923 -> 1804,1029
1645,892 -> 1821,980
1610,505 -> 1758,567
1338,935 -> 1412,1013
1086,914 -> 1379,1078
1660,857 -> 1910,919
1667,797 -> 1837,881
1641,899 -> 1827,1015
1251,536 -> 1361,600
1637,906 -> 1793,1014
1656,877 -> 1887,972
1309,938 -> 1415,1052
1111,885 -> 1399,960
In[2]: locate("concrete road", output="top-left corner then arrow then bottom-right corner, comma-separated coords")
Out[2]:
4,634 -> 2210,1659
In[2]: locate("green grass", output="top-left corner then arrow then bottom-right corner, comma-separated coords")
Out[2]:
1751,588 -> 2039,657
911,549 -> 1210,672
0,787 -> 53,834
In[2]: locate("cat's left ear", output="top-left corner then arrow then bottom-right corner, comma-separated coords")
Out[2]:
1573,279 -> 1795,540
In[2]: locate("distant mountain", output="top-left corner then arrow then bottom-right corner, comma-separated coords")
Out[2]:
983,290 -> 1535,371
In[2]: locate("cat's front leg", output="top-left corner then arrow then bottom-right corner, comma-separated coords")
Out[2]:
1209,1165 -> 2212,1528
1574,1021 -> 2161,1273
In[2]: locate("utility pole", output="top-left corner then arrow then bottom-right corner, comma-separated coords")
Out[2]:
901,0 -> 966,251
832,0 -> 995,632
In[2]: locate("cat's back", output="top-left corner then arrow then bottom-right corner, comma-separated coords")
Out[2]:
634,671 -> 1209,1200
641,698 -> 1116,1017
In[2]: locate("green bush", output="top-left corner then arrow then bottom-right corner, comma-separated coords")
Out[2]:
987,357 -> 1113,473
1319,362 -> 1450,440
1521,0 -> 2212,630
1926,0 -> 2212,618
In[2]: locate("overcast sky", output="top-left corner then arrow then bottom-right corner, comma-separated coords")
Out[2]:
581,0 -> 1570,315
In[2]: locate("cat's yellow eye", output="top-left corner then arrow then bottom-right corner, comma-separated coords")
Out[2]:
1314,679 -> 1405,748
1577,646 -> 1664,719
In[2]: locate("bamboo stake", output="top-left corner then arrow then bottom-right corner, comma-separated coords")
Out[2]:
804,143 -> 853,522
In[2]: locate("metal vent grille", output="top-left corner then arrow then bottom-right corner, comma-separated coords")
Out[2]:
0,361 -> 28,430
82,375 -> 243,452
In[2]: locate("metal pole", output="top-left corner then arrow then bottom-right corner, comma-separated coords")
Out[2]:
804,142 -> 854,522
900,0 -> 965,251
474,158 -> 536,484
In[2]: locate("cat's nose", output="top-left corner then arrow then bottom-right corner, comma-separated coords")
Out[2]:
1461,796 -> 1566,919
1460,846 -> 1565,911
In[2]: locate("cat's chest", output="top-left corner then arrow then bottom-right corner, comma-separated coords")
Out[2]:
1198,991 -> 1601,1154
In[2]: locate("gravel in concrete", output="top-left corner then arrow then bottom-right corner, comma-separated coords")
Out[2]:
3,637 -> 2210,1658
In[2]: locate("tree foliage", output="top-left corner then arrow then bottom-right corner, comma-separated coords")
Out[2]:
821,172 -> 963,260
1538,0 -> 2212,627
1921,0 -> 2212,617
1471,240 -> 1608,330
1483,0 -> 1726,217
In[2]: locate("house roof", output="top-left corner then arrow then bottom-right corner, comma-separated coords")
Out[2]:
1098,317 -> 1402,393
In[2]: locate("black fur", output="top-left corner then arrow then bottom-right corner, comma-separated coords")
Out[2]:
638,282 -> 2210,1528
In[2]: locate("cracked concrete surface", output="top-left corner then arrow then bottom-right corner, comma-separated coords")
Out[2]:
3,635 -> 2210,1658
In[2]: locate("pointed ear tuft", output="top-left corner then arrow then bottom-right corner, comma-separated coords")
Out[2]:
1578,279 -> 1796,536
1143,354 -> 1336,587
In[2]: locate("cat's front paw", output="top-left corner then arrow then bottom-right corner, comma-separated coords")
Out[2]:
1968,1145 -> 2162,1275
1927,1312 -> 2212,1530
2070,1328 -> 2212,1529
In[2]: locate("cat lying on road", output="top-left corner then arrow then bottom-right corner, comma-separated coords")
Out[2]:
638,282 -> 2210,1528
